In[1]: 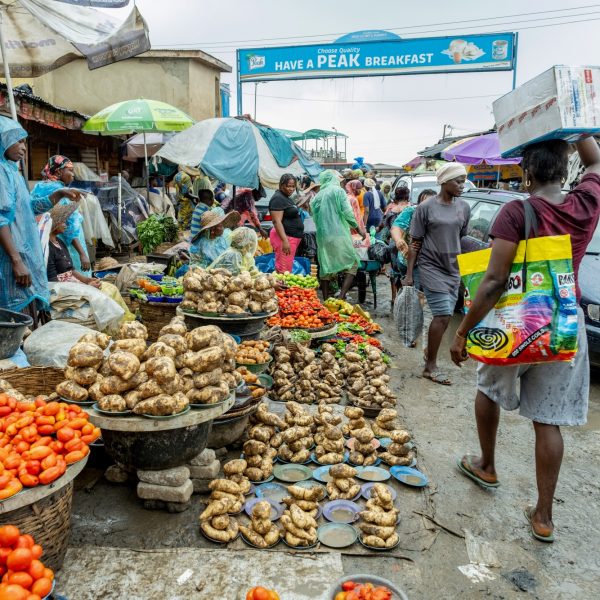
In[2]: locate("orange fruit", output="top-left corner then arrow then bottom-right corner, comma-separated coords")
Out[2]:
7,572 -> 32,590
30,578 -> 51,597
14,538 -> 33,551
0,527 -> 19,548
0,584 -> 29,600
28,548 -> 40,562
27,561 -> 44,581
6,549 -> 32,572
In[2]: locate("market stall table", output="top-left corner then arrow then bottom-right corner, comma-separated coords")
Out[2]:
84,395 -> 234,471
177,308 -> 277,341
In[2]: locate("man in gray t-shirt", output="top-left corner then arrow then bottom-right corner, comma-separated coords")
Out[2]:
403,163 -> 470,386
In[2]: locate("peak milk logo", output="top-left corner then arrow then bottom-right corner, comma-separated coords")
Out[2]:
246,54 -> 266,70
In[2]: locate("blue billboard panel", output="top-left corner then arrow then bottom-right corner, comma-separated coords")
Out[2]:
238,33 -> 515,82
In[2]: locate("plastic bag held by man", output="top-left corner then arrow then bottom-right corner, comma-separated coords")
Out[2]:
394,286 -> 423,347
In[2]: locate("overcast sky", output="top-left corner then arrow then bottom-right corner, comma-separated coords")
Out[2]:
135,0 -> 599,167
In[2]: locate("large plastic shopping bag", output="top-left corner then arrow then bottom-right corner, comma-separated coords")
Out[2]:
394,285 -> 423,347
457,234 -> 578,365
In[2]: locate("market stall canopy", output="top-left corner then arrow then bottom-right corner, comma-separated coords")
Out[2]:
156,117 -> 323,189
123,132 -> 175,161
0,0 -> 149,76
274,128 -> 348,141
418,129 -> 494,159
82,99 -> 194,136
442,133 -> 521,165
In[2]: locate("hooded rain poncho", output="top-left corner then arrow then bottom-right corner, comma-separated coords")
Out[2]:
0,118 -> 50,312
209,227 -> 258,274
312,170 -> 360,276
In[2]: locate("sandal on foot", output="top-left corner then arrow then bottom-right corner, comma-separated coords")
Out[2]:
423,370 -> 452,386
456,455 -> 499,488
523,506 -> 554,543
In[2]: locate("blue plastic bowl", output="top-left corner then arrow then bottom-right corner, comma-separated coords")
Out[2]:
147,296 -> 166,303
165,296 -> 183,303
148,273 -> 164,282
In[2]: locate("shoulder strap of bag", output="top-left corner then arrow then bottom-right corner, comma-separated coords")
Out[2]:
521,198 -> 538,293
523,198 -> 539,241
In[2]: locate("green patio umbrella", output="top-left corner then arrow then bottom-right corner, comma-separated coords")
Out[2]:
83,98 -> 195,178
83,98 -> 194,246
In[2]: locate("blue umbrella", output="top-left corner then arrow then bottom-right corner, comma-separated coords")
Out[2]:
155,117 -> 323,189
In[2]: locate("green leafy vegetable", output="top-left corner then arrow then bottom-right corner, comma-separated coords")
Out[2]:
137,214 -> 178,254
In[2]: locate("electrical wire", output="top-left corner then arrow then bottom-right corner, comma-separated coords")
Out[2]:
153,4 -> 600,48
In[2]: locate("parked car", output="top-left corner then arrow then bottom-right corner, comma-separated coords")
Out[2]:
460,189 -> 600,366
391,171 -> 476,204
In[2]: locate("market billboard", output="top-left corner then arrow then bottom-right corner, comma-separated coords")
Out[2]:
238,33 -> 515,82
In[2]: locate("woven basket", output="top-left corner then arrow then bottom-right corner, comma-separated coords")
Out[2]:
139,301 -> 179,341
0,366 -> 65,397
0,482 -> 74,571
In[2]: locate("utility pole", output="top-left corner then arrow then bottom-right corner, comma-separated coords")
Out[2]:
254,83 -> 258,120
332,126 -> 338,161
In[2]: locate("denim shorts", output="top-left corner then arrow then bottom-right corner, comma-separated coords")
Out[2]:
421,286 -> 459,317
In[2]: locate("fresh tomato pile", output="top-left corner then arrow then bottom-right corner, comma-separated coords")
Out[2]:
337,331 -> 383,349
246,586 -> 280,600
0,393 -> 101,500
335,580 -> 393,600
0,525 -> 54,600
267,288 -> 335,329
345,313 -> 382,334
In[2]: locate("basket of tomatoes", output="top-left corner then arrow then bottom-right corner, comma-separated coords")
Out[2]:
0,393 -> 101,570
0,524 -> 55,599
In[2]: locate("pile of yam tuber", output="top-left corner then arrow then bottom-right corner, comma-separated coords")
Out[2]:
280,484 -> 323,547
239,500 -> 280,548
326,464 -> 361,500
182,268 -> 278,315
199,495 -> 239,542
358,483 -> 399,549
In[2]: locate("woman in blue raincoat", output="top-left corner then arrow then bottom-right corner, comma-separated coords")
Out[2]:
0,118 -> 50,318
30,155 -> 91,275
312,169 -> 365,300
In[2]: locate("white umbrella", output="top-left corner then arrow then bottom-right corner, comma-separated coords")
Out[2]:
0,0 -> 150,120
123,132 -> 175,162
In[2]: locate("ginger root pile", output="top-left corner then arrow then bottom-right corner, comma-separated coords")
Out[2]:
222,458 -> 252,495
349,426 -> 378,467
277,402 -> 314,463
312,404 -> 345,465
380,429 -> 415,467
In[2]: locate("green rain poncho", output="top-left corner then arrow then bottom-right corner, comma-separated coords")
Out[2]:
311,170 -> 360,276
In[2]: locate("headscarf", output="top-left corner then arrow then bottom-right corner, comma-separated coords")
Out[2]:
41,155 -> 73,181
0,117 -> 49,311
436,163 -> 467,184
345,180 -> 362,198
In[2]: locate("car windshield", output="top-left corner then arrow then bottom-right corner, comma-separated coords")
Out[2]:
410,181 -> 440,203
588,221 -> 600,254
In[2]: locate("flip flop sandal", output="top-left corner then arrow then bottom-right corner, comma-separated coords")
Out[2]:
523,506 -> 555,543
456,455 -> 500,488
423,370 -> 452,386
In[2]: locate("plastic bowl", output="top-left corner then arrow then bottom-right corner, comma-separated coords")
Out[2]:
148,273 -> 164,282
0,308 -> 33,360
235,357 -> 273,374
329,575 -> 409,600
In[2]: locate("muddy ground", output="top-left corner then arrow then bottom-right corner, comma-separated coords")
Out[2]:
57,281 -> 600,599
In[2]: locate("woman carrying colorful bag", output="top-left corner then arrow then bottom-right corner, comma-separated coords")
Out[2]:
450,137 -> 600,544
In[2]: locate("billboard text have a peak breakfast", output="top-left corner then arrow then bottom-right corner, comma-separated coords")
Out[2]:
273,52 -> 435,72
